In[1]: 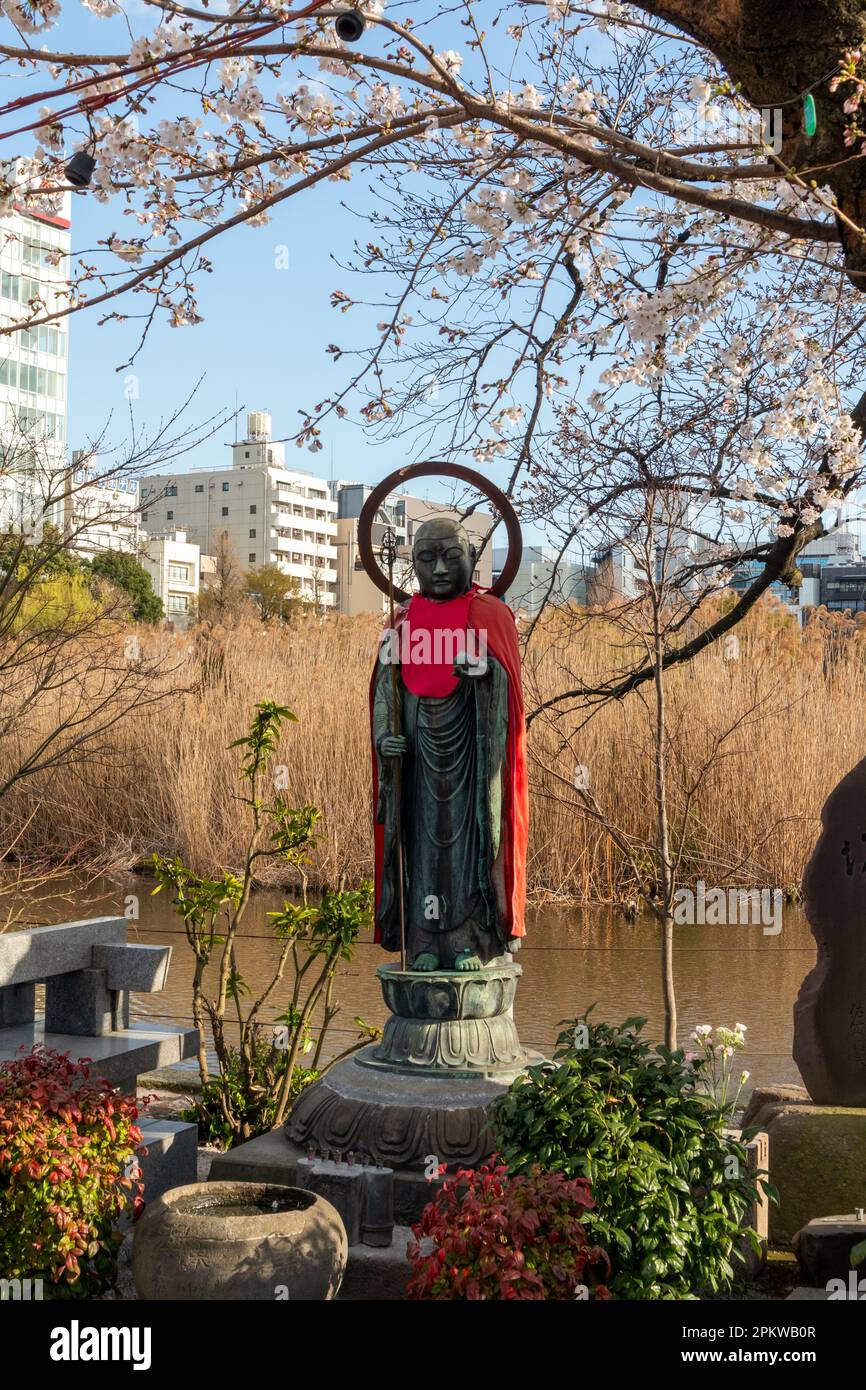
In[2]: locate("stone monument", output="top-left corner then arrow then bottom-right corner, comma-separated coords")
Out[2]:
794,756 -> 866,1105
282,462 -> 541,1220
744,757 -> 866,1248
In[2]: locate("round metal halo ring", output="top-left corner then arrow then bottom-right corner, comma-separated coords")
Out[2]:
357,461 -> 523,603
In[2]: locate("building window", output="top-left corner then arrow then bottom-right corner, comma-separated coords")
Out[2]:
167,485 -> 177,496
194,484 -> 204,493
167,593 -> 189,612
168,563 -> 190,583
249,553 -> 256,563
221,507 -> 229,516
244,451 -> 250,459
141,511 -> 148,522
249,505 -> 256,514
167,510 -> 174,520
222,481 -> 230,492
249,529 -> 256,539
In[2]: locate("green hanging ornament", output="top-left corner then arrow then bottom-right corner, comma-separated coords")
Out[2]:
803,92 -> 818,137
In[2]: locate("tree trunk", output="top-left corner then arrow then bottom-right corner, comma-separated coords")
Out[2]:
192,958 -> 210,1087
651,574 -> 678,1050
661,911 -> 677,1052
632,0 -> 866,287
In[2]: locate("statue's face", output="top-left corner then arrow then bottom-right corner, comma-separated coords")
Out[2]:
413,521 -> 475,600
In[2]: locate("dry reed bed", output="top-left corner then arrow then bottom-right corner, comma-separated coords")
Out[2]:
3,606 -> 865,902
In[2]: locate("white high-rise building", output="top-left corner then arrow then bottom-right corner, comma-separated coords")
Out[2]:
0,198 -> 71,533
140,412 -> 338,606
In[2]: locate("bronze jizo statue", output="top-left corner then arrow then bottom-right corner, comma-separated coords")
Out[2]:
370,515 -> 528,973
284,475 -> 533,1177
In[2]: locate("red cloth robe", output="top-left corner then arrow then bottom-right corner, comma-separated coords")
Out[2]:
369,589 -> 528,944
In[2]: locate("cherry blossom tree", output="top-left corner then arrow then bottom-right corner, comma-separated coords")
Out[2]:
1,0 -> 864,659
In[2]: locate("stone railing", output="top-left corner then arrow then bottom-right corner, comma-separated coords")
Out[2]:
0,915 -> 199,1198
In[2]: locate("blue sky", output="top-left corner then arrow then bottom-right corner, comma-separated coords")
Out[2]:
68,173 -> 387,482
52,4 -> 453,495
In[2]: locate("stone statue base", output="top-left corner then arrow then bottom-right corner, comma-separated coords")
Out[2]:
284,962 -> 543,1178
361,962 -> 527,1077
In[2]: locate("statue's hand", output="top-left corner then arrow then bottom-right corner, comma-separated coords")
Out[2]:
379,734 -> 408,758
453,654 -> 489,680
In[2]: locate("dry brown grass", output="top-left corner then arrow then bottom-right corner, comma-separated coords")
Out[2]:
3,603 -> 865,902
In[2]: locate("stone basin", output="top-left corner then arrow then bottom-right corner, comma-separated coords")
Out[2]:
131,1181 -> 347,1301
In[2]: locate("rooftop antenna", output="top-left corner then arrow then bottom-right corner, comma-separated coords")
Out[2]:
234,393 -> 238,444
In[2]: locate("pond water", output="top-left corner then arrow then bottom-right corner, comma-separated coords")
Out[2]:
16,873 -> 815,1091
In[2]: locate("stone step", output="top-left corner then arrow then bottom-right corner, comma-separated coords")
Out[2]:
137,1117 -> 199,1203
338,1226 -> 413,1301
138,1064 -> 202,1094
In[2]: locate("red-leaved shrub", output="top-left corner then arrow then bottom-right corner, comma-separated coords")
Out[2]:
407,1161 -> 611,1300
0,1047 -> 144,1296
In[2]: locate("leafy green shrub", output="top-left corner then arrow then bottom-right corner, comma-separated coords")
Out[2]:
407,1161 -> 611,1300
153,702 -> 379,1147
493,1015 -> 772,1300
181,1036 -> 319,1149
0,1047 -> 143,1296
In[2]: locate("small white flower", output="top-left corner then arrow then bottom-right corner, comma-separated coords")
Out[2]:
435,50 -> 463,76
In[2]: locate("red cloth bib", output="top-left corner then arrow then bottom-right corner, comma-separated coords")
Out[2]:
399,587 -> 478,698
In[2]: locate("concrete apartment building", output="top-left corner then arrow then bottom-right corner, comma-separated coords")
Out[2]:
730,527 -> 865,623
493,545 -> 590,618
0,198 -> 71,533
142,530 -> 201,629
65,450 -> 141,557
333,481 -> 494,616
141,412 -> 338,607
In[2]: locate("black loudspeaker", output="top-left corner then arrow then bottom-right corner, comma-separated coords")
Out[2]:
335,11 -> 366,42
65,151 -> 96,187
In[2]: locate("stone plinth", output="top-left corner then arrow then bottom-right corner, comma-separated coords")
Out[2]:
337,1225 -> 414,1301
213,961 -> 543,1238
743,1085 -> 866,1244
285,962 -> 541,1176
284,1051 -> 522,1174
